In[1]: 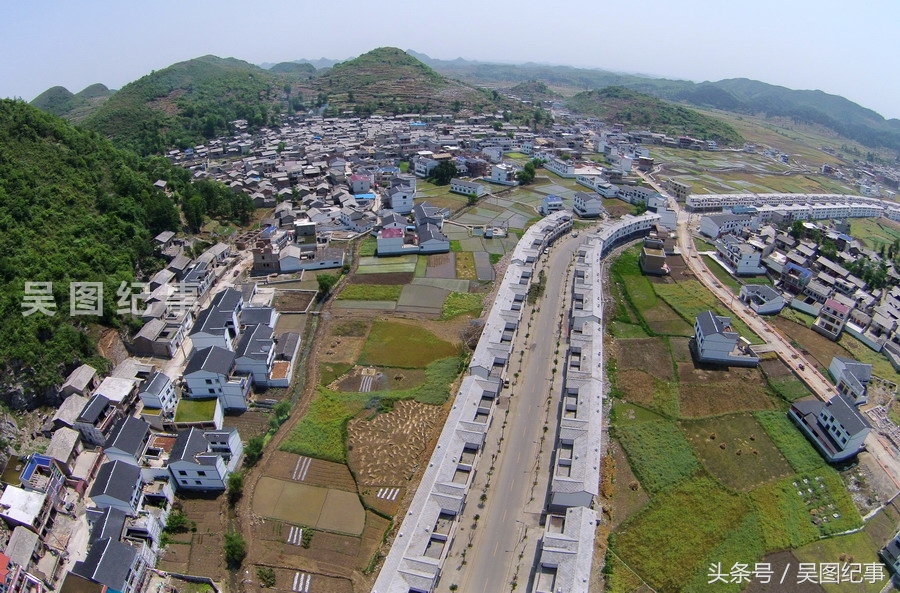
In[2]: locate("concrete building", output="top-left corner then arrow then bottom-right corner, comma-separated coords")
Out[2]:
739,285 -> 785,315
449,178 -> 485,198
700,213 -> 754,238
531,507 -> 597,593
789,394 -> 871,463
182,346 -> 251,412
693,311 -> 759,367
715,234 -> 765,276
813,298 -> 851,341
829,356 -> 872,405
167,427 -> 243,491
572,192 -> 604,218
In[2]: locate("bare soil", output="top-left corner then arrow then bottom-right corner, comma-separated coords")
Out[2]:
617,338 -> 675,381
677,365 -> 776,417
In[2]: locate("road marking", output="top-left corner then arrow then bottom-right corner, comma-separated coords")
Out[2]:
287,525 -> 303,546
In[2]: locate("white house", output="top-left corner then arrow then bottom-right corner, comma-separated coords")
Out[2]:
417,224 -> 451,254
539,195 -> 565,216
543,157 -> 576,178
617,185 -> 657,205
739,285 -> 785,315
789,394 -> 871,463
233,324 -> 275,386
138,371 -> 177,413
386,177 -> 416,215
489,164 -> 518,186
573,192 -> 604,218
829,356 -> 872,405
450,178 -> 486,197
182,346 -> 251,412
188,288 -> 244,352
693,311 -> 759,366
89,460 -> 143,516
167,427 -> 243,491
715,234 -> 765,275
699,213 -> 755,238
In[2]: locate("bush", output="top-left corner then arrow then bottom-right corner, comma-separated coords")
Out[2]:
164,510 -> 192,534
257,567 -> 276,588
224,531 -> 246,569
243,435 -> 265,467
227,471 -> 244,505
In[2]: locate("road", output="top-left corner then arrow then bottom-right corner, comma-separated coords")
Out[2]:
638,171 -> 900,489
451,234 -> 582,593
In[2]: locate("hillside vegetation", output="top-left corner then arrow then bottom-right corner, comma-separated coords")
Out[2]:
81,55 -> 302,154
30,83 -> 115,122
566,86 -> 743,145
0,100 -> 248,404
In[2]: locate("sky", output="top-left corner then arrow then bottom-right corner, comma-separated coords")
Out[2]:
2,0 -> 898,119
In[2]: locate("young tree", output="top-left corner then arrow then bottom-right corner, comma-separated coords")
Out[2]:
429,161 -> 458,186
227,471 -> 244,505
243,435 -> 265,467
224,532 -> 247,569
316,273 -> 339,300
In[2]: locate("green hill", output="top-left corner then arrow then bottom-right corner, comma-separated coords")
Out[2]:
506,80 -> 560,102
30,86 -> 76,116
81,55 -> 298,155
566,87 -> 744,145
307,47 -> 515,117
269,61 -> 317,76
30,84 -> 115,123
0,100 -> 251,405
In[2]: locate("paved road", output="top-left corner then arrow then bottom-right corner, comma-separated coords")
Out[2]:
454,234 -> 582,593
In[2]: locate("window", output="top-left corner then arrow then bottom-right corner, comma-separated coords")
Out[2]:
181,480 -> 187,485
197,471 -> 206,476
178,471 -> 187,476
209,389 -> 216,394
195,480 -> 202,485
205,379 -> 213,385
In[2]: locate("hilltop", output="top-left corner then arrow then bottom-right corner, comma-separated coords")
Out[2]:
30,83 -> 115,122
566,86 -> 743,145
302,47 -> 514,116
505,80 -> 561,103
268,61 -> 318,76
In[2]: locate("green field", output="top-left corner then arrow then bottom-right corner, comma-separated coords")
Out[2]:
616,420 -> 699,493
615,477 -> 751,593
281,357 -> 460,462
702,255 -> 742,294
359,321 -> 457,368
174,399 -> 218,423
336,284 -> 402,301
358,236 -> 377,257
654,280 -> 763,343
441,292 -> 484,320
682,414 -> 793,491
753,411 -> 827,474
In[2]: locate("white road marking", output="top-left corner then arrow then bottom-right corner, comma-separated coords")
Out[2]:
293,456 -> 312,481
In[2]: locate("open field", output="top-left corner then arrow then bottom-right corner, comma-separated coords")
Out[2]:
616,338 -> 675,381
616,420 -> 699,493
794,530 -> 888,593
253,477 -> 366,535
441,291 -> 484,320
753,411 -> 828,474
849,217 -> 900,251
337,284 -> 402,301
358,320 -> 457,367
606,440 -> 650,529
677,364 -> 776,417
615,477 -> 751,593
682,413 -> 793,491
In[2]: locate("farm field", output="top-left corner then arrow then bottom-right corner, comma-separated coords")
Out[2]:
603,240 -> 889,593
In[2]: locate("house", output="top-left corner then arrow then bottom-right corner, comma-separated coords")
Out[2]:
183,346 -> 251,411
417,224 -> 450,254
573,192 -> 604,218
279,246 -> 346,272
693,311 -> 759,367
739,285 -> 785,315
74,395 -> 122,446
181,260 -> 214,300
89,460 -> 143,516
412,202 -> 447,228
189,288 -> 244,352
168,428 -> 243,491
380,212 -> 407,231
789,394 -> 871,463
813,297 -> 851,341
489,164 -> 518,186
699,213 -> 754,239
715,234 -> 765,276
153,231 -> 174,251
71,537 -> 149,593
60,364 -> 99,399
0,487 -> 53,537
51,394 -> 88,432
539,195 -> 564,216
639,242 -> 669,276
233,324 -> 275,386
3,528 -> 46,592
543,157 -> 575,178
131,318 -> 185,359
385,176 -> 416,214
45,428 -> 82,477
137,371 -> 177,414
449,178 -> 485,198
829,357 -> 872,405
349,173 -> 372,194
93,377 -> 138,408
103,417 -> 150,466
880,531 -> 900,574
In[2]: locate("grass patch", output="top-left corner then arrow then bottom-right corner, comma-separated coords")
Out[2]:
331,320 -> 369,337
359,321 -> 457,368
489,252 -> 502,265
336,284 -> 402,301
319,362 -> 353,386
767,375 -> 812,402
794,530 -> 887,593
681,413 -> 793,491
753,410 -> 827,474
174,399 -> 218,423
780,307 -> 816,328
455,251 -> 477,280
609,320 -> 650,339
610,402 -> 667,426
358,236 -> 377,257
611,247 -> 658,311
685,512 -> 766,593
281,357 -> 461,462
693,237 -> 715,251
414,255 -> 428,278
616,477 -> 750,593
441,292 -> 484,320
449,240 -> 462,253
751,470 -> 862,550
702,255 -> 741,294
616,420 -> 699,493
654,280 -> 763,343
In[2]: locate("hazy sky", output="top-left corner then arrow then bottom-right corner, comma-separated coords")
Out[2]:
3,0 -> 898,119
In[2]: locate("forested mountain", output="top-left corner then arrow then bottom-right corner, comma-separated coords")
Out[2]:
0,100 -> 249,406
566,87 -> 744,145
408,51 -> 900,152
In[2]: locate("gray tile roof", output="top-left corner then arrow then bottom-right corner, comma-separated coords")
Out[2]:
235,324 -> 274,360
77,395 -> 111,424
53,394 -> 88,426
170,428 -> 208,464
184,346 -> 235,376
104,416 -> 150,457
89,460 -> 140,503
88,507 -> 127,542
140,371 -> 172,396
72,538 -> 136,591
